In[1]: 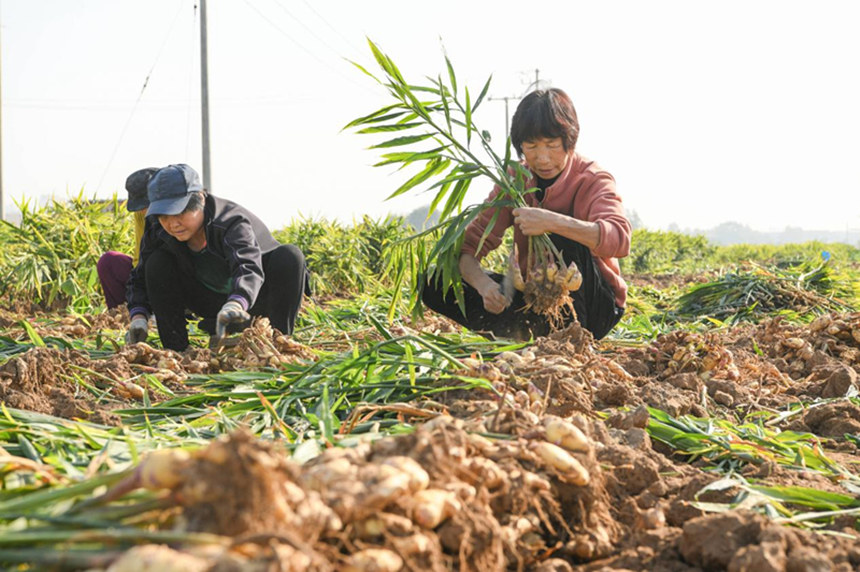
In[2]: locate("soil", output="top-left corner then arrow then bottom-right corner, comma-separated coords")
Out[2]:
2,306 -> 860,571
0,316 -> 314,425
628,273 -> 711,291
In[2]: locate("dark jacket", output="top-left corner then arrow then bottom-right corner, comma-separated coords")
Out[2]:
127,194 -> 281,318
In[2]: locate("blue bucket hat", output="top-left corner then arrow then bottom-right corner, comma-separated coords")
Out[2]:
146,164 -> 204,217
125,167 -> 158,212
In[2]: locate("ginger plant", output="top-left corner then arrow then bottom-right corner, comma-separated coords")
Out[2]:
347,39 -> 582,325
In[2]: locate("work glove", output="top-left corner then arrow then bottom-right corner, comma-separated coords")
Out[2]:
126,316 -> 149,345
215,300 -> 251,340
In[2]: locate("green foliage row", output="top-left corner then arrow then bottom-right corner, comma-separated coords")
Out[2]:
274,215 -> 415,297
0,197 -> 422,312
622,229 -> 860,275
621,229 -> 715,274
714,241 -> 860,266
0,193 -> 134,311
0,196 -> 856,336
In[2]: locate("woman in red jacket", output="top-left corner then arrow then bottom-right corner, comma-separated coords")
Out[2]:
423,88 -> 631,340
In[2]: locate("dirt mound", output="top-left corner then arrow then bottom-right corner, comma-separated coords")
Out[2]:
0,306 -> 22,329
97,408 -> 610,571
0,346 -> 120,424
209,317 -> 315,370
794,400 -> 860,439
5,307 -> 860,570
95,409 -> 860,572
608,313 -> 860,442
0,317 -> 316,424
0,305 -> 127,340
678,510 -> 859,571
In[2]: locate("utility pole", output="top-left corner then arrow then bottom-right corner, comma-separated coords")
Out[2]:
200,0 -> 212,192
487,95 -> 517,139
488,69 -> 545,142
0,17 -> 4,222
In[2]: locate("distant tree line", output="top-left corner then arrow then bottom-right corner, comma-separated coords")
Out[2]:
402,205 -> 859,247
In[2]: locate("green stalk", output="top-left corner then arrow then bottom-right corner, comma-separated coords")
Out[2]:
0,528 -> 229,546
0,470 -> 130,514
0,549 -> 120,568
348,39 -> 565,314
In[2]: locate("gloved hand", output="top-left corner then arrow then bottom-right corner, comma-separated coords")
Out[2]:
216,299 -> 251,339
126,316 -> 149,345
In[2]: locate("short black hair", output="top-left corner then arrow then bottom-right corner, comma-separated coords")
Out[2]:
182,191 -> 206,213
510,88 -> 579,157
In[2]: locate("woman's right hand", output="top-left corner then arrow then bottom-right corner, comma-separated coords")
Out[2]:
459,252 -> 509,314
126,315 -> 149,345
479,281 -> 509,314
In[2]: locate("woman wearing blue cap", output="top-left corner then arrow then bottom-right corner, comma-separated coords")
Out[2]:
125,163 -> 307,351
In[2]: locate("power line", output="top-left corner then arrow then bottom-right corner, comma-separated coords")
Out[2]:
95,0 -> 191,193
239,0 -> 374,95
270,0 -> 350,61
4,94 -> 322,110
299,0 -> 366,57
239,1 -> 341,72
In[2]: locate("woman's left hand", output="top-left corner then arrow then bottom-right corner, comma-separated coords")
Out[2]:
512,207 -> 560,236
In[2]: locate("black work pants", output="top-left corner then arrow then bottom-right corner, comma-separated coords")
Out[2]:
145,244 -> 307,351
422,235 -> 623,341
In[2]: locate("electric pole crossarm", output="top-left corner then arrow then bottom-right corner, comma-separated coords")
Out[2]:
487,68 -> 545,141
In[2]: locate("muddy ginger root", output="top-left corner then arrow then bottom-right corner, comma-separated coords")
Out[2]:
354,512 -> 414,540
366,470 -> 412,506
564,262 -> 583,290
521,256 -> 577,325
381,456 -> 430,492
513,270 -> 526,292
300,457 -> 357,490
343,548 -> 403,572
138,448 -> 192,490
410,488 -> 461,529
462,456 -> 506,490
107,544 -> 209,572
495,351 -> 525,366
508,249 -> 527,292
543,416 -> 590,453
531,441 -> 590,486
395,533 -> 435,557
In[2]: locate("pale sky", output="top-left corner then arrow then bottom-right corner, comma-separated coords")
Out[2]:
2,1 -> 859,233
